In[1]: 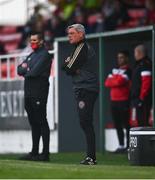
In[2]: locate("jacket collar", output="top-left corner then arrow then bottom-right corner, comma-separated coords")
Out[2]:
135,56 -> 148,64
33,45 -> 45,52
75,39 -> 86,47
119,65 -> 129,69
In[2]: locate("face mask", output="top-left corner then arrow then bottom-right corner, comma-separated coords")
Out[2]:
31,43 -> 39,50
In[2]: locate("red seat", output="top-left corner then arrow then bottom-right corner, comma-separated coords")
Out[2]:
117,19 -> 140,29
1,26 -> 17,35
4,41 -> 20,53
128,9 -> 146,19
0,33 -> 22,43
125,20 -> 140,28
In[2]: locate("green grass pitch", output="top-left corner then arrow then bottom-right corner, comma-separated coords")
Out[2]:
0,152 -> 155,179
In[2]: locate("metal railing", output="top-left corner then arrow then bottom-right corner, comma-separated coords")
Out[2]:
0,53 -> 28,81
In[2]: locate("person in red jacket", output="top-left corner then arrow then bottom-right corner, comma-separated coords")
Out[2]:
131,44 -> 152,126
105,50 -> 131,153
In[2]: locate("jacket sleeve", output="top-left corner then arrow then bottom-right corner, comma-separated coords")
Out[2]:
105,73 -> 129,88
140,70 -> 152,100
25,52 -> 52,77
62,43 -> 87,75
17,60 -> 28,76
105,74 -> 114,87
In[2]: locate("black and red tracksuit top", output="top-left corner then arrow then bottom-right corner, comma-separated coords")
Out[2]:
131,57 -> 152,103
105,65 -> 132,101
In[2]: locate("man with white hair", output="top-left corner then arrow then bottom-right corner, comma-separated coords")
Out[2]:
62,24 -> 99,165
131,44 -> 152,126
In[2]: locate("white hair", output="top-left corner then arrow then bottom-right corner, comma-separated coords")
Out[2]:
135,44 -> 147,55
67,24 -> 85,35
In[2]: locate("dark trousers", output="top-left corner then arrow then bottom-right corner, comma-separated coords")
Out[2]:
25,97 -> 50,155
111,101 -> 130,148
136,99 -> 152,126
75,89 -> 98,160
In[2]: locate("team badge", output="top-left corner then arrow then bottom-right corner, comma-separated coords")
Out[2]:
36,101 -> 40,105
79,101 -> 85,109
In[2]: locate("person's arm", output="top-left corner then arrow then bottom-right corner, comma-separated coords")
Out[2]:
111,74 -> 129,86
105,69 -> 130,88
62,43 -> 87,75
105,74 -> 114,87
25,52 -> 52,77
133,65 -> 152,107
17,60 -> 29,76
140,70 -> 152,100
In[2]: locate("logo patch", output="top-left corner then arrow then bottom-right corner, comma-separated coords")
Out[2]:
79,101 -> 85,109
36,101 -> 40,105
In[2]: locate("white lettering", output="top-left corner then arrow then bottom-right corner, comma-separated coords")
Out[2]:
0,91 -> 27,118
130,136 -> 137,148
0,92 -> 7,117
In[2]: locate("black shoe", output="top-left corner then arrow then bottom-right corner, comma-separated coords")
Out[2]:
34,153 -> 50,162
80,157 -> 97,165
19,152 -> 38,161
114,147 -> 127,154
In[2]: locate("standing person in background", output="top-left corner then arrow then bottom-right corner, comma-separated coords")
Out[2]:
62,24 -> 99,165
131,44 -> 152,126
105,51 -> 131,153
17,32 -> 52,161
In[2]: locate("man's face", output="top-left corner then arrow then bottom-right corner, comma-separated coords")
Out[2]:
134,48 -> 144,61
30,35 -> 42,47
117,53 -> 127,66
67,28 -> 84,44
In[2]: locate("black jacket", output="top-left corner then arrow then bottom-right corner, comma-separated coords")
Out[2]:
131,57 -> 152,106
62,40 -> 99,92
17,46 -> 52,98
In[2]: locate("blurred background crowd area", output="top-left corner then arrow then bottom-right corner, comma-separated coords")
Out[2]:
0,0 -> 155,55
